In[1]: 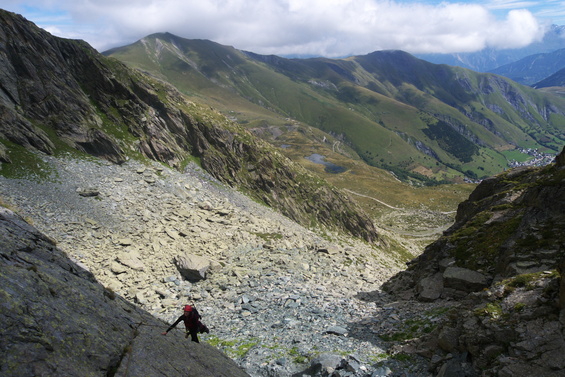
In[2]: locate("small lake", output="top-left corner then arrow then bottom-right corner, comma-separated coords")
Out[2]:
305,154 -> 347,174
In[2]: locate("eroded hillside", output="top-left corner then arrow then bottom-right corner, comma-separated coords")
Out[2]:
0,9 -> 377,243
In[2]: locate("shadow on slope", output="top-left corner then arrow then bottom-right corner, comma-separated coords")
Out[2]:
0,206 -> 248,377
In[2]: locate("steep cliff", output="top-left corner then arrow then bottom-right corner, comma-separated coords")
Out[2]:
384,146 -> 565,376
0,9 -> 377,243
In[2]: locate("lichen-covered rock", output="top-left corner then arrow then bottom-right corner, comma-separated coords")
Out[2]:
416,272 -> 443,301
383,147 -> 565,375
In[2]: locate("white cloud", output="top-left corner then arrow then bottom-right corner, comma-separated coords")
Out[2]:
4,0 -> 550,56
485,9 -> 546,48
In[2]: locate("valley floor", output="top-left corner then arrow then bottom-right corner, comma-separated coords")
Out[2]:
0,155 -> 453,376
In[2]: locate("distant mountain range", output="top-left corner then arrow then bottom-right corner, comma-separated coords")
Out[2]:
489,48 -> 565,86
535,66 -> 565,88
415,25 -> 565,88
105,33 -> 565,183
415,25 -> 565,73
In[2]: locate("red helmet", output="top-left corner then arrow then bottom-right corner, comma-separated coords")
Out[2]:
183,305 -> 193,312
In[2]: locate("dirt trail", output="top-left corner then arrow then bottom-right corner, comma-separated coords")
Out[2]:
344,189 -> 402,210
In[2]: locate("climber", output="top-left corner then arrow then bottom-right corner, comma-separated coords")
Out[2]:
162,304 -> 209,342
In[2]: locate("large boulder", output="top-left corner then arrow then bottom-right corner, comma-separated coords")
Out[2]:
174,254 -> 218,282
416,272 -> 443,301
117,250 -> 146,271
442,267 -> 490,294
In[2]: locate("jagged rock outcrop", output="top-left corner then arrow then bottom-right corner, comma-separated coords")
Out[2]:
0,9 -> 377,243
385,146 -> 565,299
384,146 -> 565,376
0,206 -> 249,376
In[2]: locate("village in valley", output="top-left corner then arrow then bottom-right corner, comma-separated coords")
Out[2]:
508,148 -> 560,168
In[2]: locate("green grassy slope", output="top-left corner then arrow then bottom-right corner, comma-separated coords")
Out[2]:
105,34 -> 565,183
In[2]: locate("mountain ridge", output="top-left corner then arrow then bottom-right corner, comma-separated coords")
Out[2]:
489,48 -> 565,86
106,32 -> 565,183
535,66 -> 565,89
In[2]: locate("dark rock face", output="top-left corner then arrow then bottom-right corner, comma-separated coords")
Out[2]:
384,146 -> 565,376
428,271 -> 565,376
0,9 -> 378,243
0,206 -> 249,376
0,11 -> 122,162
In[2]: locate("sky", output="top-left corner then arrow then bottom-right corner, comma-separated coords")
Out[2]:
2,0 -> 565,57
